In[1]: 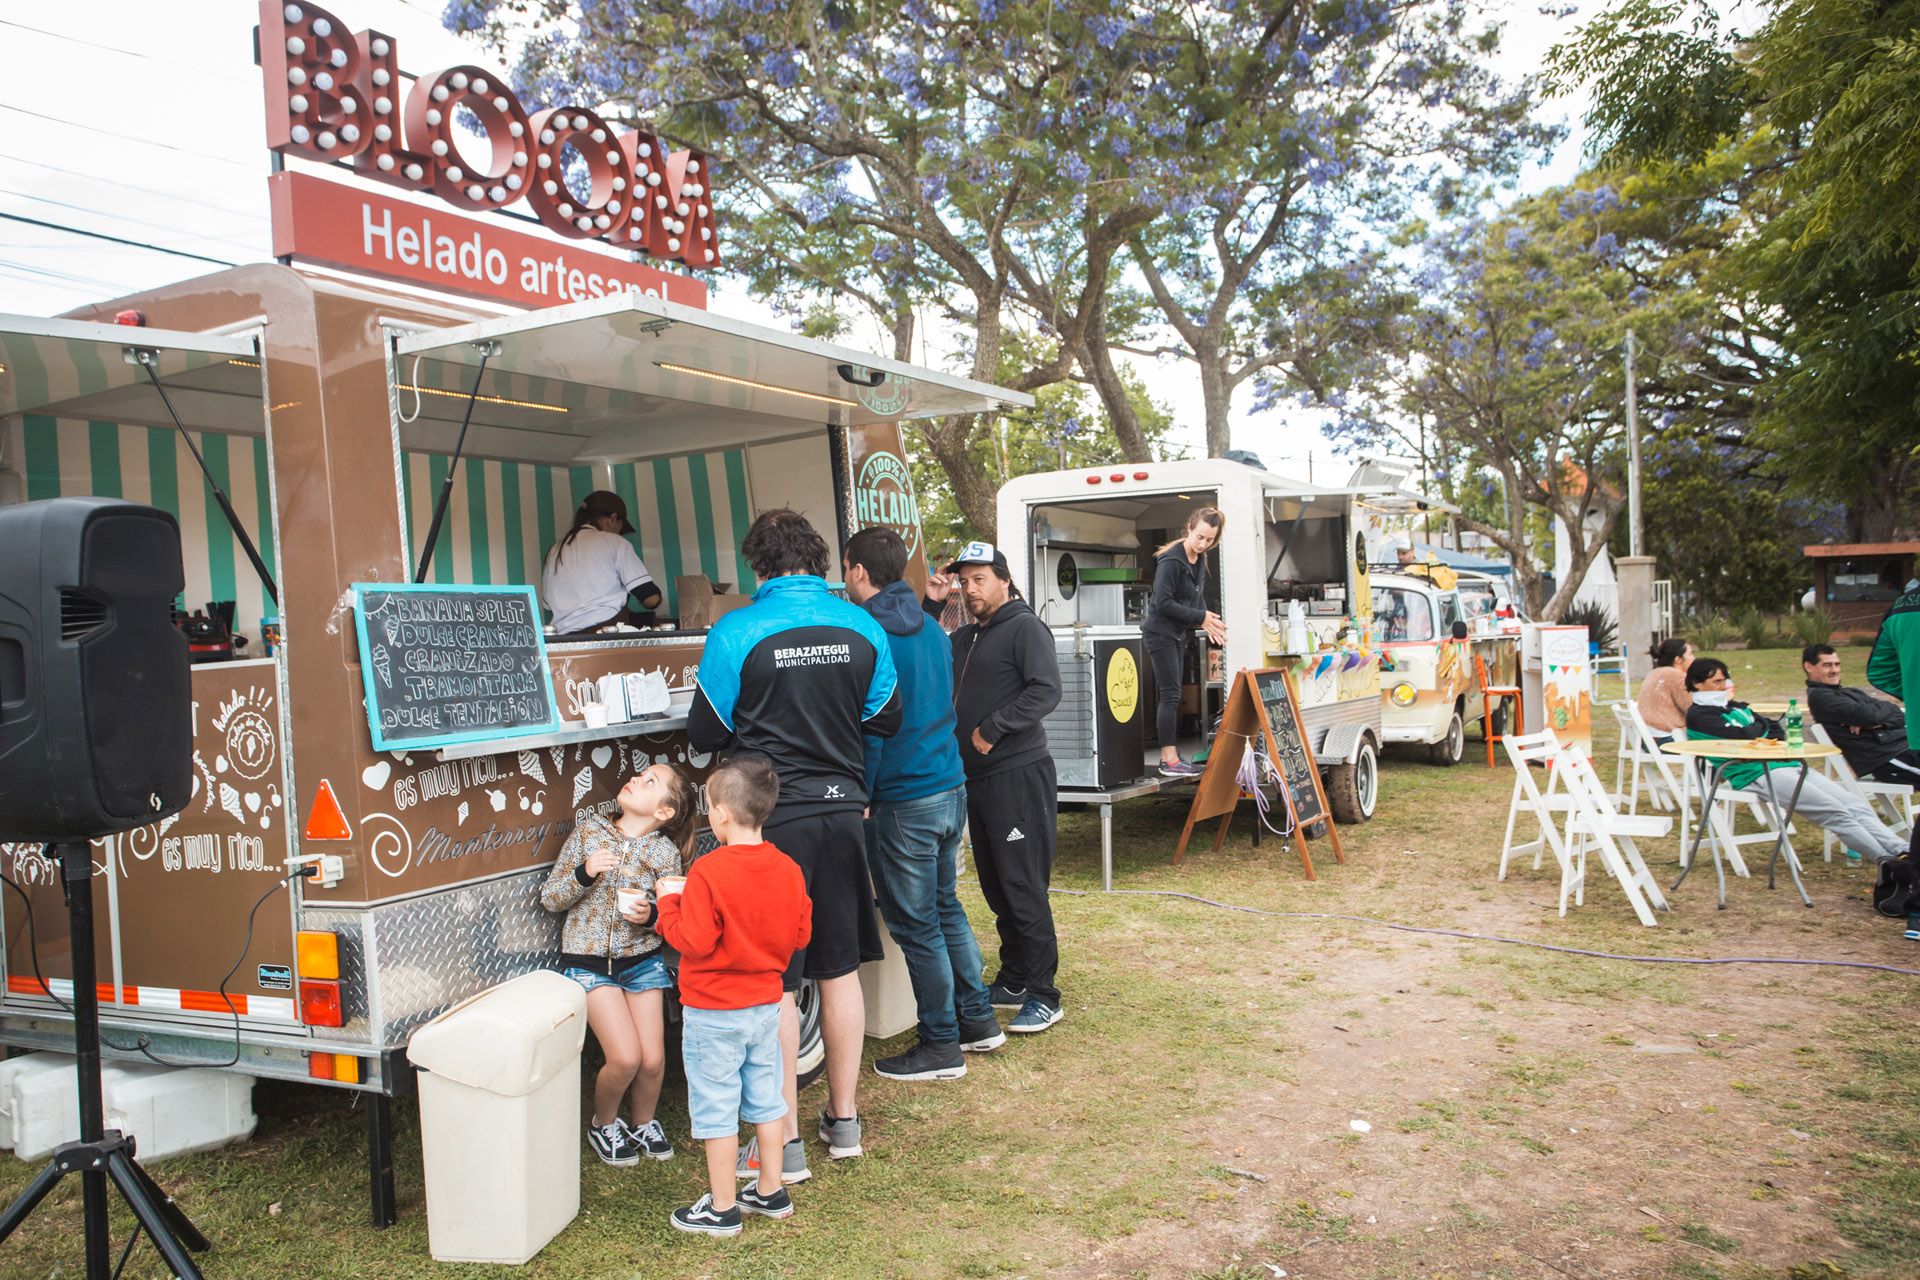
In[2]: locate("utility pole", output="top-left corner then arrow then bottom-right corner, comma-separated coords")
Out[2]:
1625,328 -> 1643,557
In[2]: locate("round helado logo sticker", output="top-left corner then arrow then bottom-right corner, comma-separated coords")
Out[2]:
855,451 -> 921,558
1106,646 -> 1140,724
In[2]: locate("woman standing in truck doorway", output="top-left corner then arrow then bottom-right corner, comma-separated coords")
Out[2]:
1142,507 -> 1226,778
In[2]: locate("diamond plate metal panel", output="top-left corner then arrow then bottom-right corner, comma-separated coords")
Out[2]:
305,870 -> 562,1048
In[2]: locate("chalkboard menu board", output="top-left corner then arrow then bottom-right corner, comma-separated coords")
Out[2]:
351,583 -> 560,752
1253,669 -> 1325,829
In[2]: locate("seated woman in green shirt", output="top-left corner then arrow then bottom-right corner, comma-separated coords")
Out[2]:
1683,658 -> 1907,865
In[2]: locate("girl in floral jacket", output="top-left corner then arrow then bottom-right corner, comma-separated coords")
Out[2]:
541,762 -> 697,1166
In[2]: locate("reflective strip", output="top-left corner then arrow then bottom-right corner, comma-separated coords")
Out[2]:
6,975 -> 296,1021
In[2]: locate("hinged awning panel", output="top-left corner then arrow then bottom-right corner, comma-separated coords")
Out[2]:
394,292 -> 1031,441
0,316 -> 260,423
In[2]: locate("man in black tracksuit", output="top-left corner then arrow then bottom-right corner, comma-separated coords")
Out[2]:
926,541 -> 1065,1033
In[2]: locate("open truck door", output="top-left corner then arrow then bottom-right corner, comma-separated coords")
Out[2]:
0,315 -> 303,1050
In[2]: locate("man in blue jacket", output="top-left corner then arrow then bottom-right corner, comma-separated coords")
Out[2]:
844,528 -> 1005,1083
691,508 -> 900,1180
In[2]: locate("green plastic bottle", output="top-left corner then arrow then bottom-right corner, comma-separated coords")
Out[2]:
1785,697 -> 1803,749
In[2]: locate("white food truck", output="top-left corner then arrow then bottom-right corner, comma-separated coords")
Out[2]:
998,457 -> 1446,832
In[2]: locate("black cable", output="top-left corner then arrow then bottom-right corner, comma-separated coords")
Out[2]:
2,861 -> 311,1069
1,859 -> 73,1015
0,211 -> 238,267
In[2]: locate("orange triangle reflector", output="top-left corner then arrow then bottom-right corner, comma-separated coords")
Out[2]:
304,779 -> 353,841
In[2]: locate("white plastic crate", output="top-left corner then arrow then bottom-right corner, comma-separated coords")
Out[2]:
0,1053 -> 73,1151
10,1059 -> 256,1162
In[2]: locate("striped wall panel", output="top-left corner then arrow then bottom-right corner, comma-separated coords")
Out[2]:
8,415 -> 278,632
402,448 -> 757,618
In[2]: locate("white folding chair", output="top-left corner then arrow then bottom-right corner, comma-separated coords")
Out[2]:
1557,749 -> 1672,926
1613,703 -> 1682,817
1809,723 -> 1915,861
1499,729 -> 1586,915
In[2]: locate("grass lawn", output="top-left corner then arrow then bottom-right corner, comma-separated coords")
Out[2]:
4,646 -> 1916,1278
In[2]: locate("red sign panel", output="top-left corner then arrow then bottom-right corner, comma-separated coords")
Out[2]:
258,1 -> 720,268
268,172 -> 708,310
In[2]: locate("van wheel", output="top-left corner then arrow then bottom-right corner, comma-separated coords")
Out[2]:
795,978 -> 826,1087
1326,737 -> 1379,823
1428,713 -> 1466,766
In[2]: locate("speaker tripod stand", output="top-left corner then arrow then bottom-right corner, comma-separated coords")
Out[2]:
0,841 -> 209,1279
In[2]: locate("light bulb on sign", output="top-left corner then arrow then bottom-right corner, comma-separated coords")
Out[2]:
286,36 -> 305,55
432,84 -> 449,102
450,71 -> 468,89
490,185 -> 505,201
312,16 -> 331,36
317,131 -> 336,149
284,4 -> 303,21
290,93 -> 308,112
431,139 -> 448,156
290,124 -> 311,143
374,123 -> 391,142
370,37 -> 389,57
506,173 -> 521,190
425,108 -> 442,126
668,238 -> 680,251
377,154 -> 395,171
340,97 -> 357,114
508,121 -> 524,137
330,49 -> 347,68
373,68 -> 390,87
447,166 -> 464,181
314,71 -> 333,90
405,163 -> 424,180
473,78 -> 488,93
288,67 -> 307,86
374,96 -> 390,114
468,185 -> 484,200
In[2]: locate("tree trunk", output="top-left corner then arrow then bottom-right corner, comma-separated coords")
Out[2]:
1198,340 -> 1232,458
1540,504 -> 1624,621
913,415 -> 1000,542
1077,296 -> 1155,463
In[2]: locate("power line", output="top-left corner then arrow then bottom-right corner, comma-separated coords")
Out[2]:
0,189 -> 264,253
0,259 -> 131,292
0,152 -> 267,221
0,104 -> 255,171
0,18 -> 249,78
0,212 -> 238,267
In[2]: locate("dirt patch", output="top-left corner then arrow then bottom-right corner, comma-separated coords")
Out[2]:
1059,872 -> 1902,1280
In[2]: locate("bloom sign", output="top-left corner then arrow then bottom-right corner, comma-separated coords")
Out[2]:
257,1 -> 720,268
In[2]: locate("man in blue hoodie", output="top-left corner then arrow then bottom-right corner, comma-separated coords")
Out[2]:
844,527 -> 1005,1081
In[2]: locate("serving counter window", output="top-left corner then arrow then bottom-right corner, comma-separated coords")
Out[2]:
0,318 -> 280,654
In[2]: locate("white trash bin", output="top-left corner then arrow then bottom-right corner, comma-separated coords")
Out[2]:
408,971 -> 587,1265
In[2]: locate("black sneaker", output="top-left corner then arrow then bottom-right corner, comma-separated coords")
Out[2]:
987,980 -> 1028,1010
958,1017 -> 1007,1052
670,1193 -> 743,1237
736,1183 -> 795,1219
624,1117 -> 673,1161
874,1040 -> 966,1081
587,1119 -> 640,1166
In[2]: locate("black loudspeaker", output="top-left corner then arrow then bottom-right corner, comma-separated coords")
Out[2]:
0,498 -> 192,841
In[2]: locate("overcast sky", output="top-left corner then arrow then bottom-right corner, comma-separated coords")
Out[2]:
0,0 -> 1609,475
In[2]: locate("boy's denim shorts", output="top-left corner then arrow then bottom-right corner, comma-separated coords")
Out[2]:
562,952 -> 672,996
681,1002 -> 785,1140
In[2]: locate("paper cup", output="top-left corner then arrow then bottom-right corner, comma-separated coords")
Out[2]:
654,876 -> 686,897
582,703 -> 611,729
616,888 -> 644,916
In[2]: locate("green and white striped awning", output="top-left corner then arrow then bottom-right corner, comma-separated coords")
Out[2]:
0,315 -> 261,427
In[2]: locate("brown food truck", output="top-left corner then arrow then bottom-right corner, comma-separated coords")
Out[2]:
0,270 -> 1028,1223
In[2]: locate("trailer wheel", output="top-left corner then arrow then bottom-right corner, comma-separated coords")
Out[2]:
1427,712 -> 1466,766
1325,736 -> 1378,823
795,978 -> 826,1088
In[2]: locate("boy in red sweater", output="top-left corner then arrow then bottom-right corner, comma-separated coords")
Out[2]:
655,754 -> 812,1236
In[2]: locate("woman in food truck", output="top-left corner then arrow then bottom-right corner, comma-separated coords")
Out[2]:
1141,506 -> 1227,778
541,490 -> 665,634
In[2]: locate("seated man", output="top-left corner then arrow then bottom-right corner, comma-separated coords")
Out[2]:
1803,643 -> 1920,791
1684,658 -> 1910,865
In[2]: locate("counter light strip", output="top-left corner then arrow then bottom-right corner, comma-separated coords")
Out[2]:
654,361 -> 858,408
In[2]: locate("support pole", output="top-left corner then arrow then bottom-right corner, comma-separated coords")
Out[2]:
413,345 -> 495,584
1625,329 -> 1643,558
60,841 -> 112,1280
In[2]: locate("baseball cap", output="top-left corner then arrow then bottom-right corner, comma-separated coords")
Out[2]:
579,490 -> 635,535
943,540 -> 1009,576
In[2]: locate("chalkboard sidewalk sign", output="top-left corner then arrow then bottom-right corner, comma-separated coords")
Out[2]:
1174,666 -> 1344,878
350,583 -> 560,752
